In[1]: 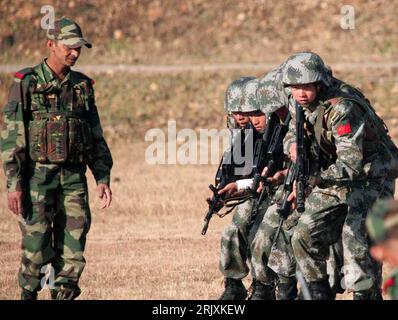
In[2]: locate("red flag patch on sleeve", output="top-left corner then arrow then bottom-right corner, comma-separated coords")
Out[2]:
383,277 -> 395,292
337,123 -> 352,136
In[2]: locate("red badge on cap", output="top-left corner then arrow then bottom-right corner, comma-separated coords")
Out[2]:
337,123 -> 352,136
383,277 -> 395,292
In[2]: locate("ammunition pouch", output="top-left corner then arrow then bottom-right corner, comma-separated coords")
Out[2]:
28,111 -> 92,164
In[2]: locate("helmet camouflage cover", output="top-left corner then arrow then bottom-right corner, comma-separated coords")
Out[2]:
366,199 -> 398,243
224,76 -> 255,112
239,78 -> 261,113
282,51 -> 331,87
256,68 -> 289,115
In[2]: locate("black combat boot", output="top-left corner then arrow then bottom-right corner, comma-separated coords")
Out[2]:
21,289 -> 37,300
353,288 -> 383,300
248,280 -> 275,300
51,284 -> 81,300
306,280 -> 334,300
276,277 -> 298,300
219,278 -> 247,300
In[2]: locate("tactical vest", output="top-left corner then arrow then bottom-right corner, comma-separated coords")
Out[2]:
24,66 -> 93,165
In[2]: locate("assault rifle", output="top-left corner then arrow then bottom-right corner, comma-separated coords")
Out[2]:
268,161 -> 299,250
247,113 -> 291,233
201,124 -> 255,235
276,161 -> 299,219
295,100 -> 309,213
270,102 -> 310,255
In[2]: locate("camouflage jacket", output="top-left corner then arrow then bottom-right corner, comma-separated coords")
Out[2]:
283,85 -> 393,188
384,268 -> 398,300
0,59 -> 113,192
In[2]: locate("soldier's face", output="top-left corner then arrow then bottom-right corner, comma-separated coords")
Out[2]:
232,112 -> 250,128
247,112 -> 266,132
48,40 -> 81,66
290,83 -> 317,105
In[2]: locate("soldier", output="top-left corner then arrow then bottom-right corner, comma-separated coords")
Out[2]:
219,71 -> 293,299
224,77 -> 253,130
280,52 -> 398,299
218,78 -> 268,300
248,69 -> 298,300
366,199 -> 398,300
0,18 -> 113,300
323,67 -> 396,298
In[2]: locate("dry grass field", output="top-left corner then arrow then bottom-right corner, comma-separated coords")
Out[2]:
0,141 -> 232,300
0,139 -> 396,300
1,0 -> 398,300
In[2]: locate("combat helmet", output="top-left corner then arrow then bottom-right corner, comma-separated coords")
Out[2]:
282,52 -> 331,87
366,199 -> 398,244
256,68 -> 288,115
224,77 -> 255,112
240,78 -> 261,113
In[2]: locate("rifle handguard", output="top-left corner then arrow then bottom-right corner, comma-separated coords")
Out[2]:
296,180 -> 306,213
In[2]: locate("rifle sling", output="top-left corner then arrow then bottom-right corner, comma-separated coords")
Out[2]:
217,193 -> 252,218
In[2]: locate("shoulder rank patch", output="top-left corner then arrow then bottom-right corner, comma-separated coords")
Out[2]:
337,123 -> 352,136
14,67 -> 34,80
14,72 -> 26,79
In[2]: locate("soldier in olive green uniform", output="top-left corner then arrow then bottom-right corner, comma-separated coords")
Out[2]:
367,199 -> 398,300
0,18 -> 113,300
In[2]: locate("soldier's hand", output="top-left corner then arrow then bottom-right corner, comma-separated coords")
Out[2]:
289,143 -> 297,163
257,167 -> 269,193
97,183 -> 112,209
218,182 -> 238,197
266,168 -> 288,185
7,191 -> 24,215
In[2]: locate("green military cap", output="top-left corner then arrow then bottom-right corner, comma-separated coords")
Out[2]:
366,199 -> 398,243
47,17 -> 92,48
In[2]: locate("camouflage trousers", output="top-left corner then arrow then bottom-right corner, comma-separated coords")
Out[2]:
337,177 -> 395,292
293,177 -> 393,285
18,161 -> 91,295
326,240 -> 345,293
250,203 -> 299,284
219,198 -> 267,279
291,187 -> 348,282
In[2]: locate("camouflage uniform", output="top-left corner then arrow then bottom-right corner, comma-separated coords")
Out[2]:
281,52 -> 398,299
328,73 -> 395,295
0,18 -> 112,299
249,69 -> 298,299
219,77 -> 257,299
366,199 -> 398,300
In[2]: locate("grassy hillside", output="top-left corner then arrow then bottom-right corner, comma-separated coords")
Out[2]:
1,0 -> 398,65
